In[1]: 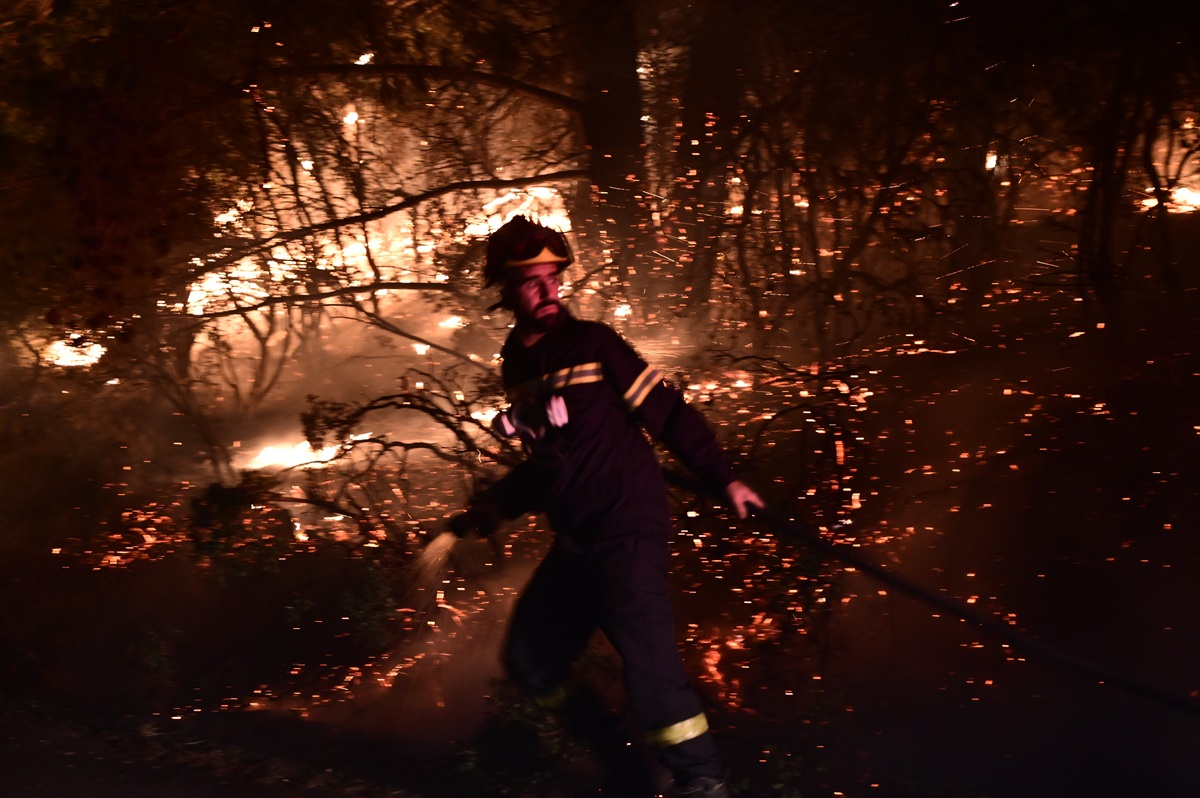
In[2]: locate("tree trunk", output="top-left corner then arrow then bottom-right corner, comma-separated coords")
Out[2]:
669,4 -> 746,334
566,0 -> 651,309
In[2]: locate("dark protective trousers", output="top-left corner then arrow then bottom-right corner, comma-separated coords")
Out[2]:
502,520 -> 722,785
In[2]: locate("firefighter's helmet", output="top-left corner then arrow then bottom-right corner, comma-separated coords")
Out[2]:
483,216 -> 573,288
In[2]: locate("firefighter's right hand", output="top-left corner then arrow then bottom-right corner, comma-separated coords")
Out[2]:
448,502 -> 502,539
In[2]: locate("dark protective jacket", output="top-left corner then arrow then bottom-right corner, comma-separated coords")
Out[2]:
486,312 -> 731,785
483,313 -> 734,538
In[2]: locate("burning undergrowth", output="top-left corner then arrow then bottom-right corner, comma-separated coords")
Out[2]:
6,345 -> 870,729
7,286 -> 1199,796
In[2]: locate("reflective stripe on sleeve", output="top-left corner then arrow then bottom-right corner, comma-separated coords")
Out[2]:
546,361 -> 603,392
507,362 -> 603,401
644,712 -> 709,747
623,365 -> 663,411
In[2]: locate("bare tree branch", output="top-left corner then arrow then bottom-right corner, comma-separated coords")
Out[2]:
189,280 -> 452,320
351,308 -> 494,373
268,63 -> 584,113
189,169 -> 589,280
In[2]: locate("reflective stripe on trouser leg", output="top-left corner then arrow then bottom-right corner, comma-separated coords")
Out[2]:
589,531 -> 722,781
531,680 -> 574,711
644,712 -> 709,748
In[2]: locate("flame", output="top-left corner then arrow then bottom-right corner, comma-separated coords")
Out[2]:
470,407 -> 500,423
44,337 -> 105,368
463,187 -> 573,238
1141,185 -> 1200,213
246,441 -> 338,469
188,256 -> 301,315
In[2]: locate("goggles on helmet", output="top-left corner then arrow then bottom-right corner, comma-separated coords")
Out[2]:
484,216 -> 573,287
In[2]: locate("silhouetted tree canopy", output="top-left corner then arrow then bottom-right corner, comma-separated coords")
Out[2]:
2,0 -> 1198,473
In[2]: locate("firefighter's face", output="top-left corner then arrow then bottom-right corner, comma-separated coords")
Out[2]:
507,262 -> 563,324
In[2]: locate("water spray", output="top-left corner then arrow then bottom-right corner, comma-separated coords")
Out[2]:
409,525 -> 500,602
411,530 -> 460,590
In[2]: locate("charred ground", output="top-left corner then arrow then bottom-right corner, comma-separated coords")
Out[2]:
4,286 -> 1200,797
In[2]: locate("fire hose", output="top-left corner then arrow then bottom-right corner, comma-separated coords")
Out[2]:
668,473 -> 1200,719
446,467 -> 1200,718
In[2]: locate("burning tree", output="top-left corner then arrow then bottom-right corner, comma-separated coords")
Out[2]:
4,0 -> 1199,480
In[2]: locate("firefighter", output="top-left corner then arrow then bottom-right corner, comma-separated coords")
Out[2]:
451,216 -> 763,797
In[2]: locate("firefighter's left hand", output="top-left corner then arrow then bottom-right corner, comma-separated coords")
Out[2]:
726,480 -> 765,519
495,395 -> 568,439
545,395 -> 568,428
